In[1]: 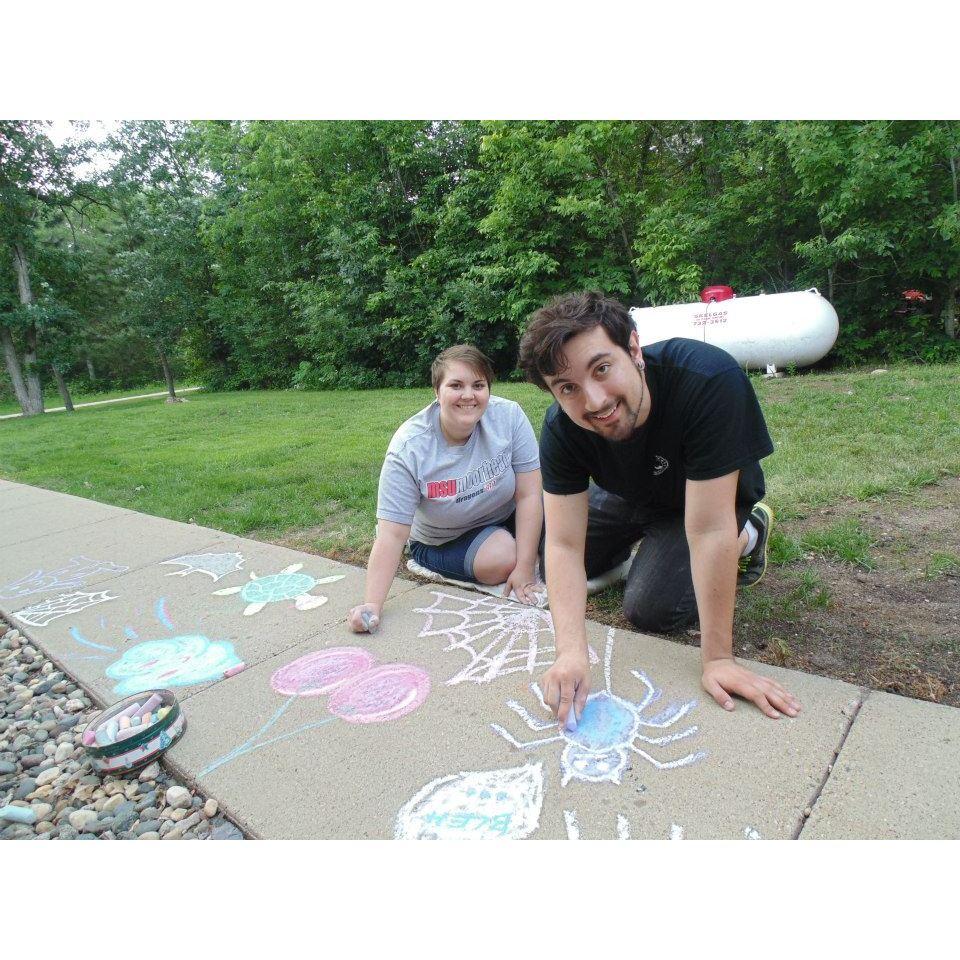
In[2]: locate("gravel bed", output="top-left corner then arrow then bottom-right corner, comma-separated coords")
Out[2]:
0,621 -> 246,840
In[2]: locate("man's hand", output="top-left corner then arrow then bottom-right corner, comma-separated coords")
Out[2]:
503,564 -> 542,605
702,657 -> 801,719
347,603 -> 381,634
541,650 -> 591,730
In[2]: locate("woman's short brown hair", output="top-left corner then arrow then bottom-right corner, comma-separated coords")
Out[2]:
519,291 -> 634,390
431,345 -> 496,391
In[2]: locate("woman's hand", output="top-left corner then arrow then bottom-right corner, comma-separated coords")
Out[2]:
348,603 -> 381,634
503,564 -> 542,605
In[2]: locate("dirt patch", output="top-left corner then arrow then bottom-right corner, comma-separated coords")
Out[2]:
587,477 -> 960,707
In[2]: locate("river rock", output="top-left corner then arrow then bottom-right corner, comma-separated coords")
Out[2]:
35,766 -> 60,786
69,809 -> 99,831
139,762 -> 160,782
112,801 -> 138,832
165,785 -> 191,810
15,779 -> 37,800
211,820 -> 244,840
204,799 -> 218,818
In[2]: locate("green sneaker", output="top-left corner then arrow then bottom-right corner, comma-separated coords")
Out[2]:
738,502 -> 773,588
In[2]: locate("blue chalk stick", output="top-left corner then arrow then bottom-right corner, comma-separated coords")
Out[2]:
564,703 -> 578,733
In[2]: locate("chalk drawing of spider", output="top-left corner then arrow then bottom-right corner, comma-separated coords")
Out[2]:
491,627 -> 706,785
213,563 -> 345,616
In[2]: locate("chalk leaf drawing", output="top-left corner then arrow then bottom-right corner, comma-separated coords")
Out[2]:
396,763 -> 545,840
161,552 -> 245,582
106,634 -> 245,696
415,590 -> 598,686
13,590 -> 117,628
199,647 -> 430,778
0,556 -> 129,601
213,563 -> 345,615
492,628 -> 706,785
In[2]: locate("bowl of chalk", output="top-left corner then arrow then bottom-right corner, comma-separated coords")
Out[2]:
81,689 -> 186,776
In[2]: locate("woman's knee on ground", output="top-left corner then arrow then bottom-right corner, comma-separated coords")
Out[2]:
472,529 -> 517,584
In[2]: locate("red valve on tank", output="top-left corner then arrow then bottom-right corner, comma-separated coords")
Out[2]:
701,285 -> 735,303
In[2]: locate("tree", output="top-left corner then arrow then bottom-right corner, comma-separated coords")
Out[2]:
106,121 -> 212,400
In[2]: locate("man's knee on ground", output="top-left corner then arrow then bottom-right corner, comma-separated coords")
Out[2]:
622,584 -> 697,634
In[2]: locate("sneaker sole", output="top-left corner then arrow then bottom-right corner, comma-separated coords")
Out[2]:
743,502 -> 774,589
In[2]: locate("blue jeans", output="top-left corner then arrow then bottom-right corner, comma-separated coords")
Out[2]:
409,513 -> 517,582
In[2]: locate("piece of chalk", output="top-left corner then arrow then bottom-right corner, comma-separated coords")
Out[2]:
95,727 -> 112,746
140,712 -> 152,727
116,702 -> 142,721
564,703 -> 578,733
360,610 -> 379,634
116,726 -> 141,742
157,706 -> 170,720
0,805 -> 37,824
119,716 -> 131,730
223,664 -> 246,679
106,719 -> 119,742
82,730 -> 96,746
134,694 -> 163,719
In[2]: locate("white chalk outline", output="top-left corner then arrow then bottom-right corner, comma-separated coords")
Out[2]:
12,590 -> 117,627
415,590 -> 599,685
492,627 -> 706,785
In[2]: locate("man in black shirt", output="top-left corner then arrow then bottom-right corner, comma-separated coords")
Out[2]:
518,291 -> 801,726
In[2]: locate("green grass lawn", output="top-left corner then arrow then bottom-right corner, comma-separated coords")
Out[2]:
1,365 -> 958,559
0,382 -> 177,417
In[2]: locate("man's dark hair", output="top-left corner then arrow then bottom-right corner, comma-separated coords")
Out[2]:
518,291 -> 635,390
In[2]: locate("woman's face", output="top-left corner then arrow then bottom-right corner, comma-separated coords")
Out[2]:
435,361 -> 490,439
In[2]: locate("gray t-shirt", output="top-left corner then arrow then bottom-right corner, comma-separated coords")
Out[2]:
377,396 -> 540,546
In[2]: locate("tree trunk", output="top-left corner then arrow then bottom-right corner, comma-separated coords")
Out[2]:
1,325 -> 37,415
12,242 -> 44,413
158,346 -> 178,399
946,153 -> 958,340
51,364 -> 74,411
85,355 -> 96,383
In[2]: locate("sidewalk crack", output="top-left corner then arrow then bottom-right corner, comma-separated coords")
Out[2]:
793,687 -> 870,839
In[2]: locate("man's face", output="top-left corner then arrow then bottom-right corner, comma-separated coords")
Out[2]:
545,326 -> 645,441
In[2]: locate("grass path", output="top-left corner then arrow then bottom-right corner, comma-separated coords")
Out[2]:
0,382 -> 178,417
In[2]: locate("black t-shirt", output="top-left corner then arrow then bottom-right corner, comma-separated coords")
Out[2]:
539,338 -> 774,512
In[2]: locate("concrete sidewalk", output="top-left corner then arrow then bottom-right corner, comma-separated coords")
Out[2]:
1,478 -> 957,839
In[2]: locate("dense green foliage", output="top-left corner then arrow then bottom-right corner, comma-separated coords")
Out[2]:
3,121 -> 959,408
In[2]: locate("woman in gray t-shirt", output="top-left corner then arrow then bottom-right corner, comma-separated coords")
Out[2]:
348,345 -> 543,633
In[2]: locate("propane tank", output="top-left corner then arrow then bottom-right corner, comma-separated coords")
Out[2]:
630,288 -> 839,369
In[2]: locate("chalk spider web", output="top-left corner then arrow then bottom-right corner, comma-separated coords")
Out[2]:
415,591 -> 597,686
